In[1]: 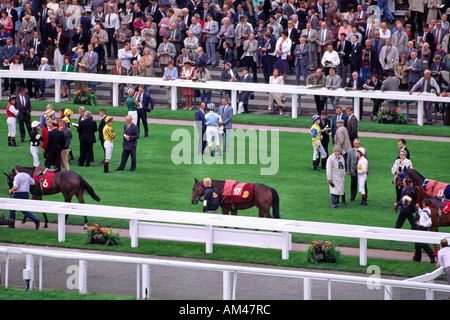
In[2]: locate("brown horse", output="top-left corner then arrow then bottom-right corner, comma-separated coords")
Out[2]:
191,178 -> 280,218
5,166 -> 100,228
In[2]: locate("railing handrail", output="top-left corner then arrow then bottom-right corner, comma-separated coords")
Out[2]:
0,70 -> 448,125
1,197 -> 449,246
0,245 -> 448,294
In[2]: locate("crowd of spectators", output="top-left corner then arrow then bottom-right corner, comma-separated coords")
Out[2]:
1,0 -> 450,123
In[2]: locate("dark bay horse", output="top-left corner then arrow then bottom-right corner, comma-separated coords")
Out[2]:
5,167 -> 100,228
191,178 -> 280,218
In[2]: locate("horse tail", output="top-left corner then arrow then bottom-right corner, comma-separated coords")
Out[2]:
80,177 -> 101,202
270,188 -> 280,219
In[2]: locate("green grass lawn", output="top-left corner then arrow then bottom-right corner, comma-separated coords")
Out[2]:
0,108 -> 449,278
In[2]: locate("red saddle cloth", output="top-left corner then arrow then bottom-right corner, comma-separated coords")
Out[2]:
222,180 -> 255,204
33,169 -> 55,189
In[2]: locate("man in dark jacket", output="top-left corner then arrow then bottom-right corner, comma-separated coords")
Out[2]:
98,108 -> 107,164
195,102 -> 206,155
77,111 -> 97,167
115,115 -> 139,172
202,178 -> 221,214
135,85 -> 154,138
44,120 -> 65,170
318,110 -> 331,169
15,87 -> 32,143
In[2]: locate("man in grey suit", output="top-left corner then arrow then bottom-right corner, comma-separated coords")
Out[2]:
83,43 -> 99,92
300,22 -> 318,70
379,38 -> 399,72
235,15 -> 253,68
218,17 -> 235,48
381,70 -> 400,107
407,51 -> 422,90
325,68 -> 342,108
241,33 -> 258,82
294,36 -> 309,85
218,98 -> 233,152
203,14 -> 219,66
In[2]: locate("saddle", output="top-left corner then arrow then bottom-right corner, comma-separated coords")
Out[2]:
222,180 -> 255,205
429,197 -> 450,215
33,167 -> 57,190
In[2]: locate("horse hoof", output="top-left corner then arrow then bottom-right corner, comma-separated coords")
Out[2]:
83,223 -> 88,230
43,224 -> 48,228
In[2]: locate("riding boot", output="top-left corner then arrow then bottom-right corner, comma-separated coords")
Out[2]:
360,195 -> 367,206
313,160 -> 319,171
8,137 -> 11,146
12,138 -> 18,147
104,162 -> 111,174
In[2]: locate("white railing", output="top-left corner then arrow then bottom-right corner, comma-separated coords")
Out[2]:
1,70 -> 448,125
1,198 -> 449,267
0,245 -> 447,300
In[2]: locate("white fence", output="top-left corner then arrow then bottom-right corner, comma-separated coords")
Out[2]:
0,245 -> 448,300
1,70 -> 449,125
1,198 -> 449,267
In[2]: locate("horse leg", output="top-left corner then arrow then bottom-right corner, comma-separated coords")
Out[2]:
75,191 -> 88,230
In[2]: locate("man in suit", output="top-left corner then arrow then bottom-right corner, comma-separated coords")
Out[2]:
379,38 -> 399,72
336,32 -> 352,87
110,59 -> 128,105
346,106 -> 358,147
381,69 -> 400,107
53,24 -> 68,72
241,33 -> 258,82
222,40 -> 236,68
325,67 -> 342,108
318,110 -> 331,169
306,68 -> 327,114
235,15 -> 253,67
84,43 -> 99,92
391,22 -> 409,58
349,34 -> 362,73
115,115 -> 139,172
365,73 -> 383,121
405,41 -> 418,61
77,111 -> 97,167
331,105 -> 349,143
168,22 -> 183,55
238,67 -> 254,113
44,120 -> 65,170
134,85 -> 153,138
345,71 -> 365,120
407,51 -> 422,90
195,101 -> 206,154
422,24 -> 436,53
16,87 -> 32,143
28,31 -> 44,58
221,62 -> 239,98
294,36 -> 309,85
259,31 -> 276,83
218,17 -> 235,50
218,98 -> 233,152
98,108 -> 107,164
432,20 -> 448,47
300,22 -> 318,70
203,14 -> 219,66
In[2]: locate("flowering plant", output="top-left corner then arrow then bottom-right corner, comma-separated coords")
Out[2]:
72,88 -> 98,106
375,105 -> 407,124
306,240 -> 342,263
84,224 -> 122,246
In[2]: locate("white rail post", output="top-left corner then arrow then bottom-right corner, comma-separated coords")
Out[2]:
303,278 -> 312,300
223,271 -> 231,300
291,93 -> 298,118
205,225 -> 213,254
112,82 -> 119,107
417,100 -> 424,126
130,219 -> 138,248
171,85 -> 178,110
58,213 -> 65,242
384,285 -> 393,300
354,97 -> 360,120
25,254 -> 34,291
281,231 -> 290,260
79,260 -> 87,294
360,238 -> 367,266
231,90 -> 237,115
54,79 -> 61,103
142,264 -> 150,300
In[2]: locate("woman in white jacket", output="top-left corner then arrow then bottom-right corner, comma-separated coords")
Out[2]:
391,150 -> 413,201
275,30 -> 292,78
357,148 -> 369,206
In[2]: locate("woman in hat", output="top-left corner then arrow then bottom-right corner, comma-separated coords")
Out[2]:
30,120 -> 43,167
126,87 -> 138,125
180,59 -> 195,110
326,144 -> 346,209
391,150 -> 413,202
61,56 -> 74,98
6,95 -> 19,147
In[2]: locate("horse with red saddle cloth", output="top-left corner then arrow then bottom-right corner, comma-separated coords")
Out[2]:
191,178 -> 280,218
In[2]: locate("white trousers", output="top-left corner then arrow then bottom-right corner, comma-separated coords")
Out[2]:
54,49 -> 65,72
358,173 -> 367,195
7,117 -> 16,137
312,140 -> 327,161
206,126 -> 220,148
30,146 -> 40,167
104,140 -> 114,161
128,110 -> 137,125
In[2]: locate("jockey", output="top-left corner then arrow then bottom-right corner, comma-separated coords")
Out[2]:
311,115 -> 327,171
203,178 -> 221,214
102,116 -> 116,174
205,103 -> 222,157
6,95 -> 18,147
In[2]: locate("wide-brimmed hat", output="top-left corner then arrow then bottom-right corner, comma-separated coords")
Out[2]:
433,55 -> 442,62
32,121 -> 40,128
357,147 -> 365,156
333,145 -> 342,151
183,59 -> 192,65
